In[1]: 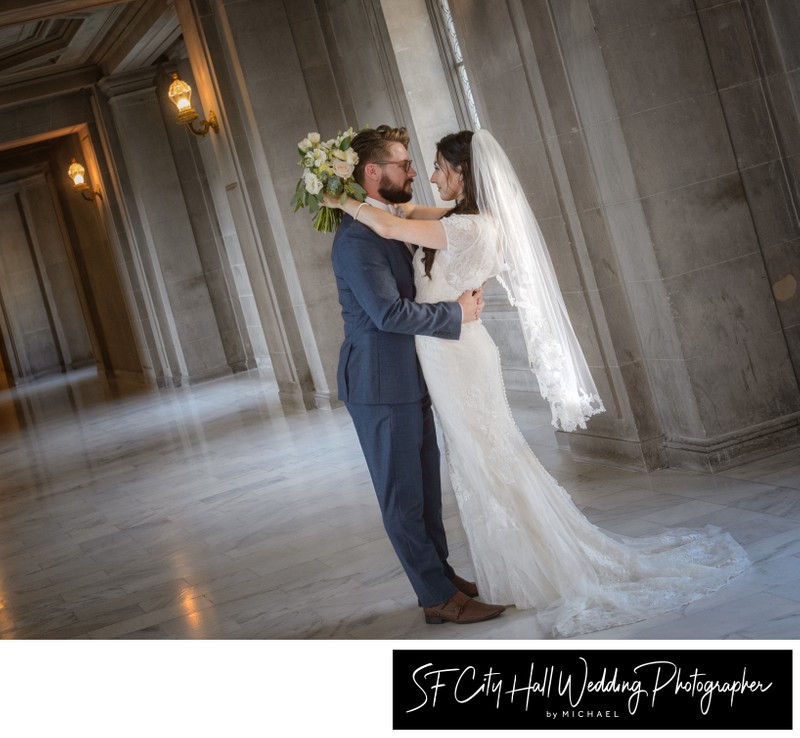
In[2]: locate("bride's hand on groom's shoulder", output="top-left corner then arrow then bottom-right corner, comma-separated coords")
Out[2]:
395,203 -> 414,219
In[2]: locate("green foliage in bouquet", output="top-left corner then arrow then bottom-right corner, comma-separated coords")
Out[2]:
291,127 -> 366,233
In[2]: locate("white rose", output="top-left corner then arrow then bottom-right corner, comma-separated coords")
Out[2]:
303,171 -> 323,195
330,148 -> 346,161
332,159 -> 354,179
345,148 -> 358,166
298,137 -> 311,152
312,148 -> 327,168
308,132 -> 321,145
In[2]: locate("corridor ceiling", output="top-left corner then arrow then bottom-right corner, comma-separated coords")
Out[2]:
0,0 -> 182,108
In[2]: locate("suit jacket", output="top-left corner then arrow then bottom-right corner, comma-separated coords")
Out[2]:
331,213 -> 461,405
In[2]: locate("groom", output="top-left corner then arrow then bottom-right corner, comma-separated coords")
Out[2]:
331,125 -> 505,625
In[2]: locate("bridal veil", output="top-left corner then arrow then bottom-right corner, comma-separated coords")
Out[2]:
472,129 -> 605,432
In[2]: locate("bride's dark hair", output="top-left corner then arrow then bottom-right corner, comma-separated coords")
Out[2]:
423,130 -> 479,278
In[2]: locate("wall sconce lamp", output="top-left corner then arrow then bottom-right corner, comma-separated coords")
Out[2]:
68,159 -> 102,201
168,73 -> 219,137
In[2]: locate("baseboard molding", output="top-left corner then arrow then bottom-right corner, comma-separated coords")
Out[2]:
558,412 -> 800,473
106,369 -> 150,389
559,430 -> 668,472
664,412 -> 800,472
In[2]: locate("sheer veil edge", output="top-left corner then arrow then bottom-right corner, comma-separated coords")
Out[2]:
472,129 -> 605,432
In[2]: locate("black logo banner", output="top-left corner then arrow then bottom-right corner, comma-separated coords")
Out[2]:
393,649 -> 792,730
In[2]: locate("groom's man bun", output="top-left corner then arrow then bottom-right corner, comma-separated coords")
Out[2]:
351,125 -> 410,186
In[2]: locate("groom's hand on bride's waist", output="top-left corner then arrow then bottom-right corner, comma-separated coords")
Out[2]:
458,287 -> 484,323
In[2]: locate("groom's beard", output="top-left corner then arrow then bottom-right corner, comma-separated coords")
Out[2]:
378,174 -> 413,204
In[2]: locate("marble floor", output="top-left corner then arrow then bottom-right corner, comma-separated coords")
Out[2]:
1,367 -> 799,642
3,367 -> 799,735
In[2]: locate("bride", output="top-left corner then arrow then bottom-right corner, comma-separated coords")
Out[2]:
325,129 -> 749,637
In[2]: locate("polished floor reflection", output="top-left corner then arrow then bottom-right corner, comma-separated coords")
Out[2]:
1,368 -> 799,640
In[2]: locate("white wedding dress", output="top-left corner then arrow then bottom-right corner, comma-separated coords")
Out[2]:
414,214 -> 750,637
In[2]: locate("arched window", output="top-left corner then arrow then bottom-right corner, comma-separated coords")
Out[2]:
427,0 -> 481,130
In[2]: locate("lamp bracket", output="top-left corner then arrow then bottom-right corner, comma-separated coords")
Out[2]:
184,110 -> 219,137
73,181 -> 102,201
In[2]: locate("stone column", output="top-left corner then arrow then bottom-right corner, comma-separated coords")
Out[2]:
446,0 -> 800,470
19,173 -> 94,371
580,0 -> 799,469
0,184 -> 61,380
701,0 -> 800,372
174,0 -> 327,408
172,0 -> 452,408
100,67 -> 230,385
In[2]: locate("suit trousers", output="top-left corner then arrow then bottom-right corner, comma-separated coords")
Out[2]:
346,394 -> 457,607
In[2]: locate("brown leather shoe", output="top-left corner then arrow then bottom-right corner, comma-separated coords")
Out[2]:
451,575 -> 479,598
424,591 -> 505,625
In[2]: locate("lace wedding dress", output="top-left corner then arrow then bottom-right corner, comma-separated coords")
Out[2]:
414,214 -> 750,637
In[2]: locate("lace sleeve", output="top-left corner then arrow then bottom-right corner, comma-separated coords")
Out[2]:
440,214 -> 504,293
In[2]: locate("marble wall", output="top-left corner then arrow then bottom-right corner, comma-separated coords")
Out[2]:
720,0 -> 800,373
0,188 -> 63,379
379,0 -> 461,201
174,0 -> 336,408
100,68 -> 230,385
173,0 -> 798,469
0,0 -> 795,472
0,80 -> 238,389
50,131 -> 144,383
174,0 -> 443,408
0,95 -> 137,385
446,0 -> 800,470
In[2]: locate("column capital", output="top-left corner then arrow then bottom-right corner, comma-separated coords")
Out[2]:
98,66 -> 160,101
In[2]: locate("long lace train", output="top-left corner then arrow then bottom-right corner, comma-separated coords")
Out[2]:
414,215 -> 749,637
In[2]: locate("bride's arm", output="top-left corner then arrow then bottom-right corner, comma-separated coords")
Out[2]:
397,202 -> 450,221
325,195 -> 448,250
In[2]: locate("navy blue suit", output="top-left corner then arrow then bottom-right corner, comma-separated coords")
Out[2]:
332,212 -> 461,607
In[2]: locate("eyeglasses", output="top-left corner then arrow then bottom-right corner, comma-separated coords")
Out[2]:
375,159 -> 414,173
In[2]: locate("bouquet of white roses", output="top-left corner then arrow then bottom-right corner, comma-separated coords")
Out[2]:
291,127 -> 366,232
